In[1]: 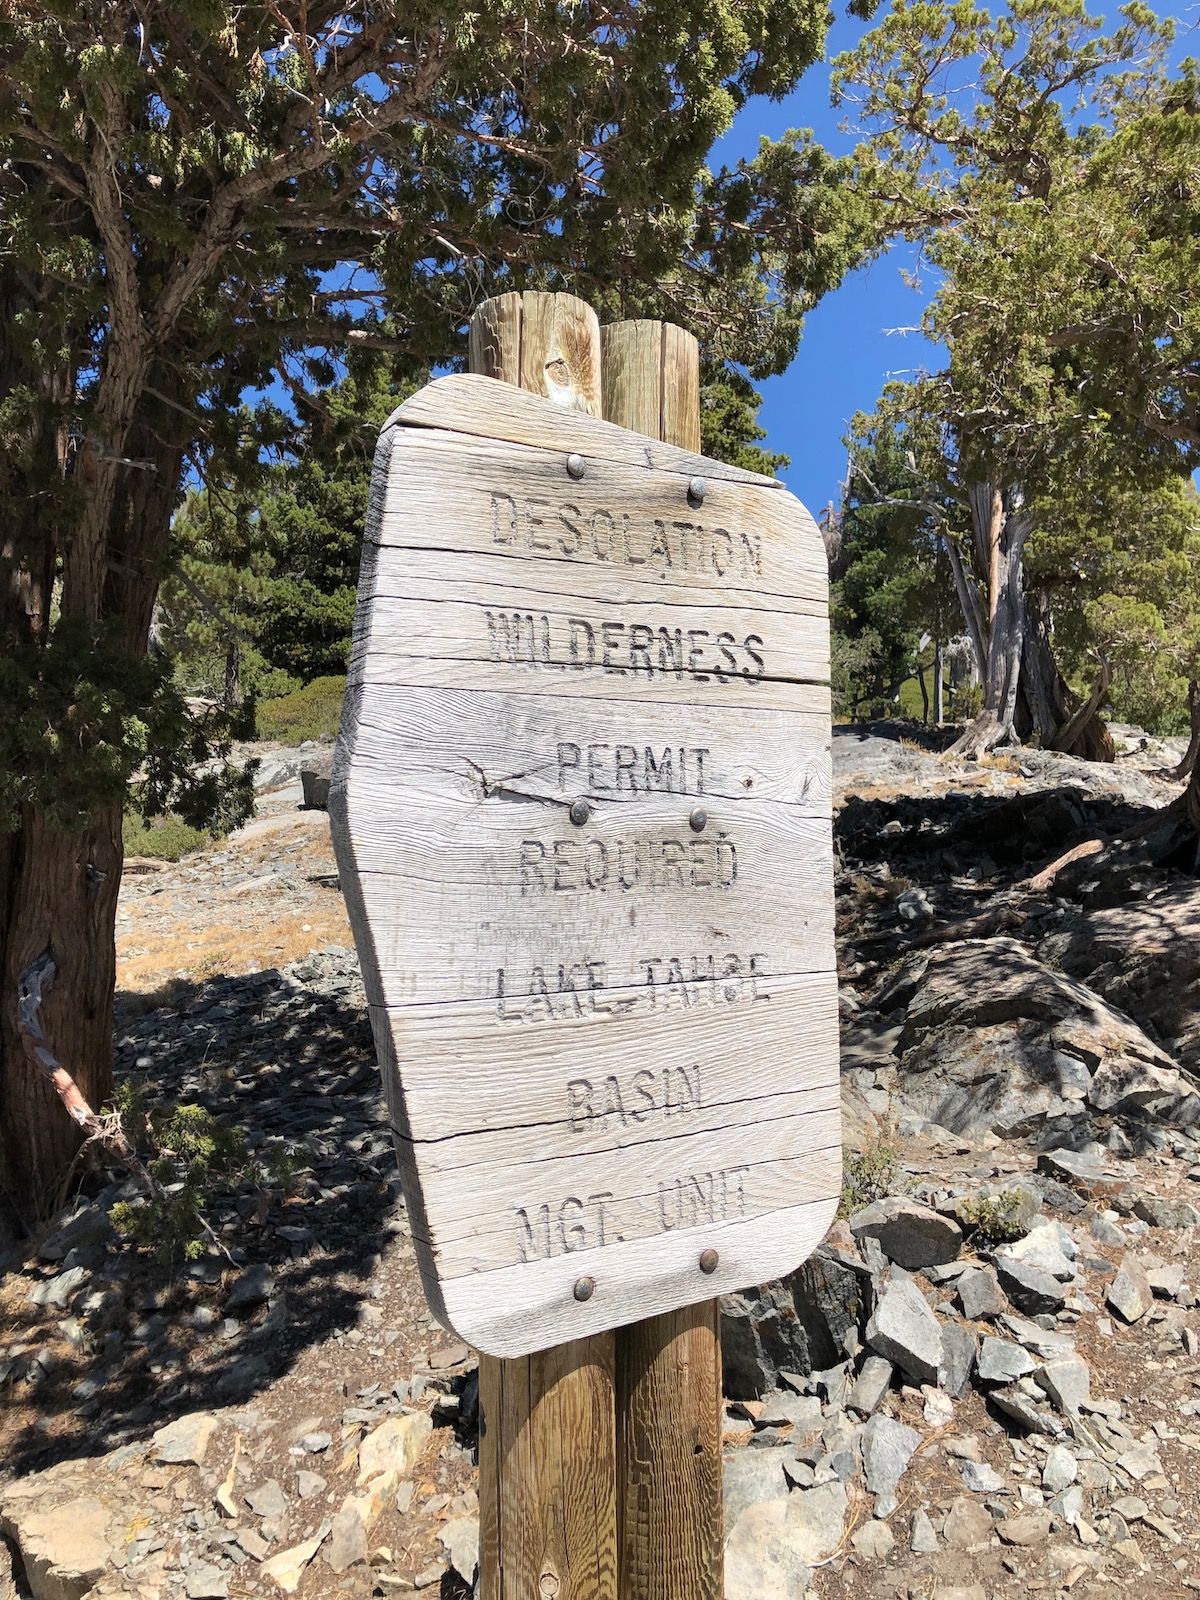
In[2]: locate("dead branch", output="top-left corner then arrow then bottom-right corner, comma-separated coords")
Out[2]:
17,952 -> 232,1259
1017,838 -> 1106,893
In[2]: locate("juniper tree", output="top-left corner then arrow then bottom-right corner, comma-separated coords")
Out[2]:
833,0 -> 1198,757
0,1 -> 876,1213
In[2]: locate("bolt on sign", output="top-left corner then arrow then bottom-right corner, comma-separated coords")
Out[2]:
330,373 -> 840,1357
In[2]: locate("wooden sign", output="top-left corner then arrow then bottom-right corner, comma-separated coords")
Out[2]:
330,373 -> 839,1357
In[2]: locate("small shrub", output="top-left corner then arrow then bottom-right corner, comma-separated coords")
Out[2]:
123,812 -> 211,861
958,1189 -> 1028,1249
255,674 -> 346,743
839,1136 -> 904,1217
109,1088 -> 250,1262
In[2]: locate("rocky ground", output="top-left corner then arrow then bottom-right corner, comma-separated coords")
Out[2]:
3,723 -> 1200,1599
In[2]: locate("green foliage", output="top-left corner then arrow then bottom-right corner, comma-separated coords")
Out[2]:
838,1135 -> 904,1216
830,414 -> 957,718
829,0 -> 1199,741
255,675 -> 346,744
122,812 -> 211,862
109,1089 -> 246,1262
958,1190 -> 1028,1249
0,620 -> 255,833
0,0 -> 885,860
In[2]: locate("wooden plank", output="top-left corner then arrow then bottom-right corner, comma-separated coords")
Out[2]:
374,423 -> 828,607
603,316 -> 716,1600
392,373 -> 779,487
617,1301 -> 722,1600
479,1339 -> 617,1600
424,1193 -> 838,1356
464,296 -> 618,1600
347,684 -> 833,812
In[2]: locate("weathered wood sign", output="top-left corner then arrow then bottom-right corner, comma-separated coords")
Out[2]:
330,372 -> 839,1357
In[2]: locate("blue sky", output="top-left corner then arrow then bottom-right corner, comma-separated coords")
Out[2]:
712,4 -> 1198,517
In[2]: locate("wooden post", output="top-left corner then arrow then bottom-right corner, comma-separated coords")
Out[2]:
601,320 -> 725,1600
471,290 -> 619,1600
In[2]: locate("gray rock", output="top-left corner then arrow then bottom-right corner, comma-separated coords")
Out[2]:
1042,1444 -> 1078,1493
296,1472 -> 326,1500
184,1566 -> 229,1599
723,1450 -> 788,1526
956,1265 -> 1007,1322
911,1507 -> 939,1553
860,1414 -> 920,1506
439,1516 -> 479,1583
153,1411 -> 218,1466
1133,1194 -> 1200,1229
865,1275 -> 941,1386
224,1263 -> 274,1313
993,1253 -> 1067,1317
851,1518 -> 896,1559
999,1223 -> 1076,1282
848,1197 -> 963,1271
887,938 -> 1193,1135
37,1204 -> 112,1264
723,1502 -> 811,1599
1037,1355 -> 1090,1415
245,1480 -> 288,1520
846,1355 -> 893,1416
938,1323 -> 977,1399
988,1386 -> 1061,1437
27,1266 -> 88,1310
942,1495 -> 994,1551
720,1248 -> 872,1396
976,1337 -> 1035,1386
300,753 -> 334,810
961,1460 -> 1007,1493
1107,1254 -> 1153,1323
997,1510 -> 1052,1546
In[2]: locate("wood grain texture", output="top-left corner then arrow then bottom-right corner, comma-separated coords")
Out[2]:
468,296 -> 618,1600
479,1337 -> 618,1600
468,291 -> 602,416
393,374 -> 776,487
617,1300 -> 722,1600
330,330 -> 839,1354
603,316 -> 722,1600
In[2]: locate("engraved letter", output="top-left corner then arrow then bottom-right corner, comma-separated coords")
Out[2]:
491,491 -> 519,546
557,742 -> 581,790
515,1204 -> 551,1261
518,840 -> 546,892
566,1078 -> 595,1131
568,617 -> 595,668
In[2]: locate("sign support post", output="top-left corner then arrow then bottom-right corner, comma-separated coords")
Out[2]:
602,319 -> 724,1600
471,292 -> 620,1600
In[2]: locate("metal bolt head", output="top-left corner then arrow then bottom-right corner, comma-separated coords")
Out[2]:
688,475 -> 707,504
569,798 -> 590,826
573,1275 -> 595,1302
566,453 -> 586,480
699,1248 -> 719,1275
688,807 -> 707,833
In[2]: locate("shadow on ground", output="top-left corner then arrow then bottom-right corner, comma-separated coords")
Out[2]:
2,949 -> 401,1478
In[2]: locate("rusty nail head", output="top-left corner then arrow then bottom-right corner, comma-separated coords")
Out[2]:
566,453 -> 586,480
574,1275 -> 595,1302
569,799 -> 590,826
699,1248 -> 719,1274
688,475 -> 707,504
689,807 -> 707,833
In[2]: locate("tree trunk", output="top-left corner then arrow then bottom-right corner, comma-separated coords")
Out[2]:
0,803 -> 123,1220
1173,681 -> 1200,781
917,661 -> 929,723
224,636 -> 242,711
947,485 -> 1112,761
0,377 -> 183,1221
934,642 -> 945,725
